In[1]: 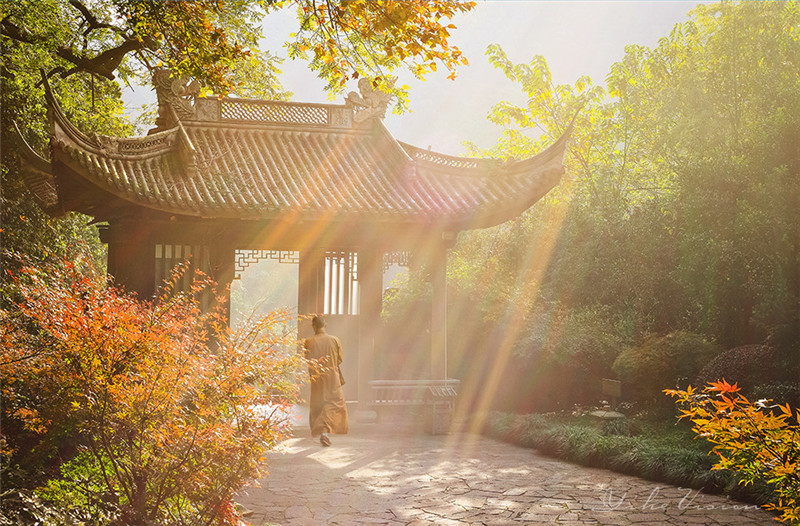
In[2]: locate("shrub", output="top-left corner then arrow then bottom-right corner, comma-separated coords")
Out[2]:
480,410 -> 774,505
666,380 -> 800,524
752,382 -> 800,412
695,344 -> 781,392
613,331 -> 721,402
1,252 -> 303,525
478,305 -> 633,414
541,306 -> 632,404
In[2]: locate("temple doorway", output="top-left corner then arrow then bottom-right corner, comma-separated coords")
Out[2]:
230,250 -> 299,330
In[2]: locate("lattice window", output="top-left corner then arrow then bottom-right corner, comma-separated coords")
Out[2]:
155,244 -> 212,310
324,251 -> 358,316
234,250 -> 300,279
221,100 -> 329,126
383,251 -> 411,271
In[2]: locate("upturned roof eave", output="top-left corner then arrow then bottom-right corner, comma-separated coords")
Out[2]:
398,123 -> 573,230
39,82 -> 572,227
451,166 -> 565,231
400,121 -> 573,179
12,122 -> 62,215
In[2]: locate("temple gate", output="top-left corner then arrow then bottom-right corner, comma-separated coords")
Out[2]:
16,74 -> 571,413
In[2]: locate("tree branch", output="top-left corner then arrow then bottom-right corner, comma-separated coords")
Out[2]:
68,0 -> 119,36
2,12 -> 145,81
57,37 -> 146,80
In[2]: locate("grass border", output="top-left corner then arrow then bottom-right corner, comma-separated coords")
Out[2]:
478,411 -> 775,506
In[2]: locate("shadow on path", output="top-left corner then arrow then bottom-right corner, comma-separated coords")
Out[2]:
237,420 -> 775,526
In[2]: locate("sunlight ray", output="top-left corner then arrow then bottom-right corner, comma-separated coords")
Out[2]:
455,182 -> 575,436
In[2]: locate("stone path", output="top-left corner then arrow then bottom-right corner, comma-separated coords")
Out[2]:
236,422 -> 776,526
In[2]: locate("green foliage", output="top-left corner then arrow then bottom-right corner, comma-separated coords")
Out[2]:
435,1 -> 800,418
1,1 -> 133,280
0,0 -> 285,95
2,0 -> 475,110
613,331 -> 722,402
35,450 -> 122,522
541,306 -> 630,378
667,380 -> 800,524
481,410 -> 773,504
1,0 -> 477,271
1,251 -> 304,525
696,344 -> 781,391
478,0 -> 798,341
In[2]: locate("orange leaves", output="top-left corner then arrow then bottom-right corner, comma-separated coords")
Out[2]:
707,378 -> 740,394
665,380 -> 800,524
12,408 -> 49,435
287,0 -> 475,105
2,253 -> 304,523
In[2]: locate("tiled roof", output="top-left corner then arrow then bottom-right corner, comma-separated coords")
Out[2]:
12,123 -> 60,215
39,89 -> 569,229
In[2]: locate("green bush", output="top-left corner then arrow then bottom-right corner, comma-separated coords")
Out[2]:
613,331 -> 721,402
752,382 -> 800,410
481,411 -> 775,506
480,305 -> 635,413
695,344 -> 781,392
541,306 -> 633,403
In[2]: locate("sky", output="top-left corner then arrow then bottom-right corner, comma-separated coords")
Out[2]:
124,1 -> 705,156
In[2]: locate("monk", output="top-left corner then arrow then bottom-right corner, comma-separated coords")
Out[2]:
304,315 -> 348,446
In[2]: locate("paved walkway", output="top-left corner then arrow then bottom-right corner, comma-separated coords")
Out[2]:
237,421 -> 776,526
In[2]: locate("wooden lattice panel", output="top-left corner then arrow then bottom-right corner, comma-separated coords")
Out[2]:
154,244 -> 213,312
324,251 -> 358,315
221,100 -> 329,126
325,251 -> 358,282
234,250 -> 300,278
383,251 -> 411,271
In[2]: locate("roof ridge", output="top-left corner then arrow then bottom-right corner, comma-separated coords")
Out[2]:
31,77 -> 570,228
42,75 -> 180,160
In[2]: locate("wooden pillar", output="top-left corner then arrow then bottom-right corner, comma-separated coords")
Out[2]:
298,249 -> 325,338
357,248 -> 383,410
430,241 -> 448,380
208,242 -> 236,323
103,221 -> 156,300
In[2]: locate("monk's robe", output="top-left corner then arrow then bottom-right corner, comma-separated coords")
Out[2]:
304,329 -> 349,436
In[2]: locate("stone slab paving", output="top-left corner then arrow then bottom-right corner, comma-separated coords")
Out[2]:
237,423 -> 776,526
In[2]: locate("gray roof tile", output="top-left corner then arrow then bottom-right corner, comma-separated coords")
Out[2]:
36,93 -> 569,228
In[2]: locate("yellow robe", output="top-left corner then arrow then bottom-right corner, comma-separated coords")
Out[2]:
304,330 -> 349,436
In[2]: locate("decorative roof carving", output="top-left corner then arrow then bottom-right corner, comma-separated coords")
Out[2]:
153,69 -> 201,128
345,78 -> 392,123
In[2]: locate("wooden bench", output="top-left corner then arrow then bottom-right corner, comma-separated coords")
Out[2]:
368,379 -> 459,433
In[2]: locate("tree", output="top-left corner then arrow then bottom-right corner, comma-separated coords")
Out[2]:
459,0 -> 799,348
666,380 -> 800,525
1,0 -> 476,110
421,1 -> 800,415
1,251 -> 304,525
1,0 -> 476,276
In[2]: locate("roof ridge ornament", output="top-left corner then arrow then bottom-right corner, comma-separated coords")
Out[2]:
345,78 -> 392,123
152,69 -> 201,130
